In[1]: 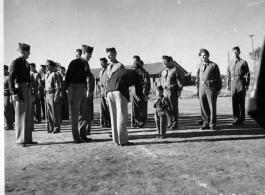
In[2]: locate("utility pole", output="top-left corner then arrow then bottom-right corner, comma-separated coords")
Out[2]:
249,35 -> 255,68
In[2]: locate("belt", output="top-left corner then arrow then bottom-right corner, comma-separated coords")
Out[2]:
231,76 -> 240,80
199,80 -> 213,84
15,83 -> 29,88
45,89 -> 56,94
69,83 -> 85,87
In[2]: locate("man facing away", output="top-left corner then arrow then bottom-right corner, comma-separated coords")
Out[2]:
161,55 -> 183,130
227,46 -> 250,125
65,45 -> 93,143
196,49 -> 222,130
106,69 -> 144,146
9,43 -> 38,147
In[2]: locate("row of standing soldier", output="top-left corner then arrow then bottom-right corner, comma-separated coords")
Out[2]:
5,43 -> 251,147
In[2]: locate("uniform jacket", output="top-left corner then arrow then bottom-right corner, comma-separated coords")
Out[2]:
196,61 -> 222,91
106,69 -> 144,102
161,67 -> 183,92
106,61 -> 125,82
134,67 -> 151,96
31,71 -> 42,95
227,58 -> 250,89
99,68 -> 108,97
65,58 -> 93,91
44,71 -> 61,97
8,57 -> 31,95
153,95 -> 170,115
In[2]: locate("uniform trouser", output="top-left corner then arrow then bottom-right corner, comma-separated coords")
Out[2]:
231,81 -> 246,122
68,85 -> 87,140
40,96 -> 45,118
86,97 -> 92,135
14,86 -> 33,144
164,89 -> 179,127
34,96 -> 41,122
46,93 -> 60,132
4,95 -> 14,128
107,91 -> 128,145
199,84 -> 217,127
62,93 -> 69,120
144,100 -> 148,123
58,98 -> 62,124
131,94 -> 145,125
154,111 -> 167,136
100,96 -> 110,125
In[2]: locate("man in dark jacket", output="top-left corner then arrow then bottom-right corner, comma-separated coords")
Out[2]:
106,69 -> 144,146
9,43 -> 38,147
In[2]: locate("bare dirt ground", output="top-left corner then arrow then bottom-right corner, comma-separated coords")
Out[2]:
5,97 -> 265,195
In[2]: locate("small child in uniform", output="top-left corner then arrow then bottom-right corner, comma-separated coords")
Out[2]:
153,86 -> 170,138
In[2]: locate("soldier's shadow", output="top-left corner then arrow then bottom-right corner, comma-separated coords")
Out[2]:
129,114 -> 265,142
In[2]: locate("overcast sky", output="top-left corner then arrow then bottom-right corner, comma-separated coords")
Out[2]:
4,0 -> 265,75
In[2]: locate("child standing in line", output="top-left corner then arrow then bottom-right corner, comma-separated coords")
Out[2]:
153,86 -> 170,139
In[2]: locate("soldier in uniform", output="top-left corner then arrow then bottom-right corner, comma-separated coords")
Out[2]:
131,55 -> 150,127
44,60 -> 61,133
30,63 -> 42,123
161,55 -> 183,129
4,65 -> 14,130
105,47 -> 125,82
59,66 -> 69,120
227,46 -> 250,125
55,63 -> 63,124
9,43 -> 38,147
196,49 -> 222,130
65,44 -> 93,143
99,58 -> 111,127
86,67 -> 95,135
39,65 -> 46,119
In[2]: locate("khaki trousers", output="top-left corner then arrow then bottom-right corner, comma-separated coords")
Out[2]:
68,84 -> 87,140
107,91 -> 128,145
46,94 -> 60,132
14,86 -> 33,144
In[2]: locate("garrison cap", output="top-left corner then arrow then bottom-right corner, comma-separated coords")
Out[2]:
232,46 -> 240,51
199,48 -> 210,56
4,65 -> 9,70
133,55 -> 141,61
106,47 -> 116,53
76,49 -> 82,53
18,43 -> 30,52
162,55 -> 172,61
46,60 -> 56,66
82,45 -> 93,53
40,65 -> 46,69
29,63 -> 36,67
100,57 -> 108,63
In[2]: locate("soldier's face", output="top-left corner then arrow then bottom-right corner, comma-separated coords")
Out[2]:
233,49 -> 240,58
156,89 -> 162,97
107,51 -> 117,62
30,66 -> 35,71
101,61 -> 108,68
200,52 -> 209,62
163,59 -> 171,68
133,58 -> 140,64
47,64 -> 54,72
41,68 -> 46,73
21,50 -> 30,59
83,52 -> 92,61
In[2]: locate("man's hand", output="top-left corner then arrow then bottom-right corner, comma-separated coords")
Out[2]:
177,91 -> 181,98
12,94 -> 20,102
54,96 -> 60,103
86,91 -> 93,98
216,91 -> 220,95
245,86 -> 249,91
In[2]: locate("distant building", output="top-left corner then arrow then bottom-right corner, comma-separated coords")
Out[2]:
91,61 -> 191,96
